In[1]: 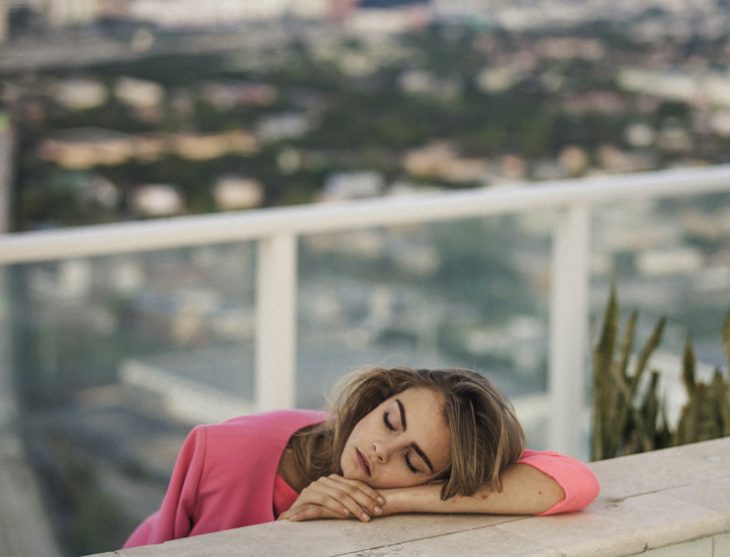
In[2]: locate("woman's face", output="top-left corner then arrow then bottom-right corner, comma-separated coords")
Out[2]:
340,387 -> 450,489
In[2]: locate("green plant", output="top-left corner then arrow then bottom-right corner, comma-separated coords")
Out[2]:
591,286 -> 730,460
673,331 -> 730,445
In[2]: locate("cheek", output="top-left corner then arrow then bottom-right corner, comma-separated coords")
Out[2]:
371,466 -> 427,489
340,419 -> 369,471
348,413 -> 375,445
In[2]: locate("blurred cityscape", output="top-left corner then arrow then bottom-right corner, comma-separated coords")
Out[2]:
1,1 -> 730,555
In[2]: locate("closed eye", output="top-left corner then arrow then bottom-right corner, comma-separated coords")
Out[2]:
383,411 -> 396,431
405,453 -> 419,473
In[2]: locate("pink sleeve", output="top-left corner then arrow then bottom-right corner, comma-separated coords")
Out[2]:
123,426 -> 208,548
517,450 -> 600,515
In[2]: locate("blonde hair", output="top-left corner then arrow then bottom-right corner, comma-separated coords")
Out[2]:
289,366 -> 525,499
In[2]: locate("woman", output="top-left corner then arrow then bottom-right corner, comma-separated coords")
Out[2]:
124,367 -> 599,547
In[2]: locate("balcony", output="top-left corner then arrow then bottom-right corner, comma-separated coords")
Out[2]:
1,165 -> 729,555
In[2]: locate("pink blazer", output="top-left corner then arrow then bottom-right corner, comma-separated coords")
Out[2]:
125,409 -> 599,548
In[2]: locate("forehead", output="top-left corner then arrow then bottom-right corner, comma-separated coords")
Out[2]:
393,387 -> 445,417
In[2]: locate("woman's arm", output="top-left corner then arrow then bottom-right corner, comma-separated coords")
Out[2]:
382,451 -> 599,517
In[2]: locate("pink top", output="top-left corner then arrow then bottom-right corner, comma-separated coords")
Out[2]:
272,474 -> 299,517
124,410 -> 599,548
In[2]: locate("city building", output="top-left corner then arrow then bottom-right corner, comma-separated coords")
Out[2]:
45,0 -> 99,27
320,170 -> 385,201
39,127 -> 136,169
127,0 -> 329,29
172,130 -> 258,160
256,112 -> 311,143
213,175 -> 264,211
52,78 -> 108,110
130,183 -> 184,216
114,76 -> 165,110
403,142 -> 491,184
202,81 -> 277,110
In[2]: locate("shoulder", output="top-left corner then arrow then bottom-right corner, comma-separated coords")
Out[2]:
222,409 -> 329,429
190,409 -> 328,490
199,409 -> 328,449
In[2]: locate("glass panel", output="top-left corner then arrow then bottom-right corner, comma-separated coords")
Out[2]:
3,189 -> 727,555
298,213 -> 554,449
4,242 -> 255,554
589,191 -> 730,430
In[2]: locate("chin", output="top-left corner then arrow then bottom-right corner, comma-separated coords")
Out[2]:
343,466 -> 363,481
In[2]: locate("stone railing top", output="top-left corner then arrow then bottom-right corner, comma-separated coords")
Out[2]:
89,437 -> 730,557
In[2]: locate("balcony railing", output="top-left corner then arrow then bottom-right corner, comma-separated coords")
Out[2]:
2,164 -> 730,457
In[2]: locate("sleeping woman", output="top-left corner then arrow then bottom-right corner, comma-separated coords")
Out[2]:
124,366 -> 600,547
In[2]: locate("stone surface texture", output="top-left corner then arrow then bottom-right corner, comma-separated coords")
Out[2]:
715,532 -> 730,557
86,438 -> 730,557
640,537 -> 713,557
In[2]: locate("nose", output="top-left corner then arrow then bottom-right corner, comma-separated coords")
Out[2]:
371,440 -> 392,463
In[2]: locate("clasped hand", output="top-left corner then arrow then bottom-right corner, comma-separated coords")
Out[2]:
277,474 -> 386,522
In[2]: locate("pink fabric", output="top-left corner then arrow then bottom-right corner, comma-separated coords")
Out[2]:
273,474 -> 299,518
124,409 -> 327,548
125,411 -> 599,548
517,449 -> 601,516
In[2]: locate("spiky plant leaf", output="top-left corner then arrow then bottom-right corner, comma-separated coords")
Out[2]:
592,285 -> 619,461
724,310 -> 730,370
630,316 -> 666,392
640,371 -> 661,447
659,404 -> 672,449
682,336 -> 696,392
710,368 -> 730,436
618,310 -> 638,382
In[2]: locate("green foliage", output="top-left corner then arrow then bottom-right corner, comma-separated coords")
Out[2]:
592,286 -> 730,460
17,24 -> 688,230
674,325 -> 730,445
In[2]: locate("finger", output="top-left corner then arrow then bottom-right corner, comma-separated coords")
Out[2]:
287,482 -> 360,520
308,480 -> 376,521
324,475 -> 384,516
288,504 -> 347,522
328,474 -> 385,505
300,482 -> 371,521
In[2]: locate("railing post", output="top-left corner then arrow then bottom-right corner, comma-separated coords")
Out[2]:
549,203 -> 591,458
256,233 -> 297,410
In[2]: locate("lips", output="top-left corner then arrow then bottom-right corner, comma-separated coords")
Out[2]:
356,448 -> 371,477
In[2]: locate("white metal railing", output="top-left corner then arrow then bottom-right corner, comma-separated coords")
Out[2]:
2,165 -> 730,457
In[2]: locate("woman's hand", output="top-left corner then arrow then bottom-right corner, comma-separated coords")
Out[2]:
278,474 -> 385,522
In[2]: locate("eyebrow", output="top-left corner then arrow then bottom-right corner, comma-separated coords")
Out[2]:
396,398 -> 407,430
411,442 -> 435,473
396,398 -> 435,473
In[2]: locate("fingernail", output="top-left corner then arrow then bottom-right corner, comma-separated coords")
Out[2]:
361,512 -> 370,521
342,507 -> 350,515
377,497 -> 385,505
374,506 -> 382,514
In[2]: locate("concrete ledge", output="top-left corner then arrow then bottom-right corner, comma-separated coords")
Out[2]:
87,437 -> 730,557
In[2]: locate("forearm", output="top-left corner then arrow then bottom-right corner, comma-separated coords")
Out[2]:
382,464 -> 565,516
